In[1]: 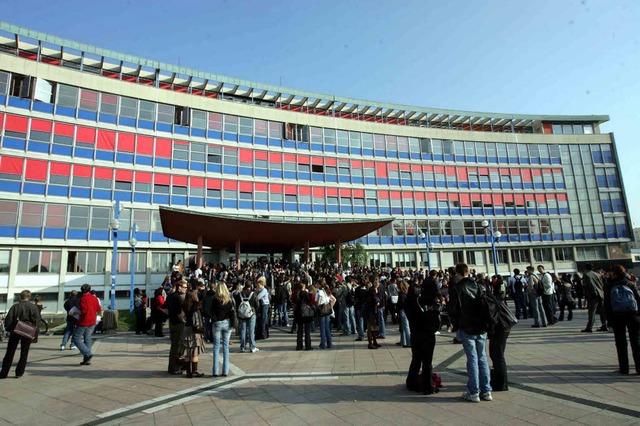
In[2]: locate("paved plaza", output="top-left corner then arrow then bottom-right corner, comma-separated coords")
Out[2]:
0,309 -> 638,426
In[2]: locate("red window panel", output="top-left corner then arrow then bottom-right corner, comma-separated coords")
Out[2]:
471,193 -> 481,202
434,166 -> 444,174
76,126 -> 96,144
493,193 -> 503,205
269,152 -> 282,164
97,130 -> 116,150
155,138 -> 172,158
135,171 -> 152,183
0,156 -> 23,175
299,186 -> 311,196
94,167 -> 113,180
325,157 -> 337,166
255,182 -> 268,191
326,187 -> 339,197
353,189 -> 364,198
423,165 -> 433,172
116,169 -> 133,182
223,180 -> 238,191
174,139 -> 188,147
298,155 -> 310,164
378,190 -> 389,199
312,156 -> 323,165
50,162 -> 70,176
73,165 -> 92,177
340,188 -> 352,197
546,193 -> 556,200
542,122 -> 553,134
460,193 -> 471,207
239,149 -> 253,164
521,169 -> 532,182
426,192 -> 436,201
553,168 -> 562,174
285,185 -> 297,195
0,113 -> 3,130
411,164 -> 422,172
364,161 -> 375,169
477,167 -> 488,175
254,151 -> 268,160
414,192 -> 425,201
154,173 -> 170,185
173,175 -> 188,186
509,168 -> 520,176
557,193 -> 568,201
515,194 -> 525,204
5,115 -> 28,133
25,159 -> 47,181
376,163 -> 388,178
350,160 -> 362,169
31,118 -> 52,132
437,193 -> 447,200
283,154 -> 296,163
536,193 -> 546,202
239,181 -> 253,192
399,163 -> 410,171
503,193 -> 514,202
500,168 -> 510,176
449,193 -> 460,201
190,177 -> 204,188
482,194 -> 492,203
402,191 -> 413,199
207,178 -> 221,189
118,133 -> 135,152
445,166 -> 456,176
388,163 -> 399,171
270,183 -> 282,193
532,169 -> 542,176
136,135 -> 154,155
54,122 -> 74,136
313,187 -> 325,197
525,194 -> 535,202
457,167 -> 468,180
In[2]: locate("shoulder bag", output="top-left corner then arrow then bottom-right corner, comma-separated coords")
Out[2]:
13,320 -> 37,340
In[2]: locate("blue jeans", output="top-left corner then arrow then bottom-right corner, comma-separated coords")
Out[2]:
276,303 -> 289,326
212,319 -> 231,375
513,292 -> 527,319
459,330 -> 492,396
260,305 -> 270,338
73,325 -> 96,357
60,322 -> 76,348
398,309 -> 411,346
239,316 -> 256,351
355,307 -> 365,339
342,305 -> 356,335
319,315 -> 333,349
377,306 -> 386,337
530,294 -> 547,326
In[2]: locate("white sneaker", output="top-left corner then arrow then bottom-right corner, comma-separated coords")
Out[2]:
251,347 -> 259,353
435,331 -> 441,335
70,346 -> 77,350
480,392 -> 493,401
60,345 -> 65,351
462,391 -> 480,403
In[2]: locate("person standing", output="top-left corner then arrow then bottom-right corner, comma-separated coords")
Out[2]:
537,265 -> 557,325
354,279 -> 369,342
255,277 -> 270,340
557,274 -> 575,321
166,279 -> 188,374
366,276 -> 382,350
0,290 -> 40,379
234,281 -> 259,353
526,266 -> 547,328
316,279 -> 333,349
449,263 -> 492,403
582,263 -> 608,332
133,288 -> 147,335
293,281 -> 313,351
74,284 -> 102,366
210,282 -> 234,377
603,265 -> 640,374
60,290 -> 78,350
396,280 -> 411,348
509,269 -> 527,320
179,289 -> 205,378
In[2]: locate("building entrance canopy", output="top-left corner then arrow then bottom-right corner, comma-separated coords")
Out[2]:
159,206 -> 393,253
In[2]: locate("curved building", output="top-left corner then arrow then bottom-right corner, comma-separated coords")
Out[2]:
0,22 -> 632,312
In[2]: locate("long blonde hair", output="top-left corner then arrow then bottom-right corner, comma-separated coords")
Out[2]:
216,282 -> 231,305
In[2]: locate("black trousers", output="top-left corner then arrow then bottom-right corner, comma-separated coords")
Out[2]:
586,297 -> 607,330
1,333 -> 32,378
542,295 -> 556,324
296,320 -> 311,350
134,309 -> 147,334
611,313 -> 640,374
406,331 -> 436,393
489,328 -> 510,391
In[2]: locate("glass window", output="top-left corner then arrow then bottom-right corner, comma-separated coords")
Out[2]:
224,115 -> 238,133
362,133 -> 374,149
190,143 -> 205,162
57,84 -> 79,108
79,89 -> 99,112
67,251 -> 106,273
138,100 -> 156,121
191,110 -> 207,129
269,122 -> 283,139
157,104 -> 174,124
532,248 -> 552,262
100,93 -> 118,115
91,207 -> 110,231
0,250 -> 10,273
45,204 -> 67,228
0,201 -> 19,226
18,250 -> 61,273
68,206 -> 89,229
555,247 -> 574,261
239,117 -> 253,135
117,252 -> 147,273
119,96 -> 138,119
151,253 -> 184,273
20,202 -> 44,227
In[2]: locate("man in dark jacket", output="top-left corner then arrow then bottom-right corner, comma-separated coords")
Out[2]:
1,290 -> 40,378
449,263 -> 492,403
582,263 -> 608,332
60,290 -> 78,350
166,279 -> 188,374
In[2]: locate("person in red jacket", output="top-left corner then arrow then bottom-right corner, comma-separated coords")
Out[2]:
73,284 -> 102,366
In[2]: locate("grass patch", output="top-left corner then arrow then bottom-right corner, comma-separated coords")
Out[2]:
116,309 -> 137,332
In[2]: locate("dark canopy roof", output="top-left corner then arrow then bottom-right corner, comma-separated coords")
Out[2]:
159,207 -> 393,252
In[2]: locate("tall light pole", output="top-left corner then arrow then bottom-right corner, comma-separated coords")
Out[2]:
129,223 -> 138,314
109,200 -> 121,310
419,230 -> 434,272
482,219 -> 502,277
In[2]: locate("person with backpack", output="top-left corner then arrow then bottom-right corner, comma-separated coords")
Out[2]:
209,282 -> 235,378
582,263 -> 609,332
234,281 -> 259,353
354,279 -> 369,342
274,280 -> 290,327
603,265 -> 640,375
557,273 -> 575,321
526,266 -> 548,328
449,263 -> 492,403
342,276 -> 357,336
293,280 -> 314,351
537,265 -> 558,325
509,269 -> 528,320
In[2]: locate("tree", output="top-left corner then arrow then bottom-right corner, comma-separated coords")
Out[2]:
319,241 -> 369,268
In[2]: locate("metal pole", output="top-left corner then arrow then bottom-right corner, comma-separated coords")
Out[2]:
110,200 -> 120,310
129,223 -> 137,314
490,219 -> 499,277
425,231 -> 432,272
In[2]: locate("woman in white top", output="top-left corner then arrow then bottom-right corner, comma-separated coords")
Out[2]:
316,278 -> 334,349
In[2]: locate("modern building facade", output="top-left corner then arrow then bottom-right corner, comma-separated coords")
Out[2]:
0,22 -> 632,312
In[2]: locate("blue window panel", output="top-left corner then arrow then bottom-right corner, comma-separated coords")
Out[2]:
325,145 -> 337,154
299,204 -> 311,212
269,171 -> 283,179
298,142 -> 310,151
9,97 -> 31,109
223,132 -> 237,141
354,206 -> 365,214
23,183 -> 45,195
467,156 -> 477,163
468,182 -> 480,190
363,149 -> 374,157
601,200 -> 612,213
269,138 -> 282,148
171,196 -> 187,206
98,113 -> 117,124
365,178 -> 376,185
464,236 -> 475,243
92,189 -> 112,200
338,146 -> 349,154
0,94 -> 6,104
512,183 -> 523,190
493,207 -> 504,215
339,176 -> 350,184
393,237 -> 405,245
523,183 -> 533,189
441,236 -> 452,244
403,208 -> 415,215
499,156 -> 508,163
596,176 -> 608,187
43,228 -> 65,239
136,155 -> 153,166
77,110 -> 97,121
399,152 -> 410,159
33,102 -> 54,114
27,141 -> 50,153
118,117 -> 136,127
74,147 -> 94,159
116,153 -> 134,164
532,235 -> 541,242
326,175 -> 338,183
114,191 -> 132,202
2,138 -> 26,150
450,208 -> 461,216
152,232 -> 168,242
520,158 -> 530,165
71,188 -> 91,198
538,208 -> 548,215
376,178 -> 388,186
540,158 -> 550,165
189,197 -> 205,207
521,235 -> 532,242
390,178 -> 401,186
380,207 -> 391,215
0,226 -> 16,237
239,167 -> 253,176
134,193 -> 151,203
18,227 -> 41,238
156,123 -> 172,133
534,183 -> 544,190
548,208 -> 558,214
208,130 -> 222,140
255,137 -> 267,146
416,207 -> 426,215
155,158 -> 171,168
223,166 -> 237,175
439,208 -> 450,215
89,230 -> 109,241
240,201 -> 253,210
380,236 -> 393,245
191,128 -> 205,138
255,202 -> 268,211
327,205 -> 339,213
284,140 -> 296,149
551,158 -> 561,165
453,236 -> 464,244
173,160 -> 188,170
207,164 -> 222,173
461,208 -> 472,215
401,179 -> 411,187
444,154 -> 454,162
526,208 -> 536,215
340,207 -> 353,214
96,150 -> 115,161
472,208 -> 483,216
563,233 -> 573,240
299,172 -> 311,181
239,135 -> 252,144
349,148 -> 361,156
436,181 -> 447,189
477,155 -> 487,163
613,200 -> 624,212
313,205 -> 326,213
190,162 -> 205,172
223,200 -> 237,209
47,185 -> 68,196
458,182 -> 469,189
352,177 -> 364,185
311,173 -> 323,182
153,194 -> 169,204
255,169 -> 268,178
541,234 -> 551,241
206,199 -> 221,208
595,232 -> 606,239
366,207 -> 377,215
488,156 -> 497,163
368,236 -> 380,245
530,158 -> 540,165
388,151 -> 398,159
516,208 -> 526,215
138,120 -> 154,130
284,171 -> 297,180
174,125 -> 189,135
433,154 -> 443,162
67,229 -> 88,240
285,203 -> 298,212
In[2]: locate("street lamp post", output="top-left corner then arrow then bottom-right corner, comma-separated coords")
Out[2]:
482,219 -> 502,277
419,230 -> 434,272
109,200 -> 121,310
129,223 -> 138,314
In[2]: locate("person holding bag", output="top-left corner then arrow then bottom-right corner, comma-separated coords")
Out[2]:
210,283 -> 234,377
1,290 -> 40,379
179,289 -> 206,378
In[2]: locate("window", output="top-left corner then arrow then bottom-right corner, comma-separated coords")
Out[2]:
20,202 -> 44,227
224,115 -> 238,133
67,251 -> 106,273
511,249 -> 529,263
0,250 -> 10,273
45,204 -> 67,228
532,248 -> 552,262
79,89 -> 99,112
157,104 -> 174,124
576,246 -> 607,260
91,207 -> 110,231
18,250 -> 61,273
239,117 -> 253,135
191,110 -> 207,129
100,93 -> 118,115
138,100 -> 156,121
555,247 -> 574,261
68,206 -> 89,230
151,253 -> 184,273
117,252 -> 147,273
0,201 -> 19,226
490,249 -> 508,264
119,96 -> 138,119
57,84 -> 78,108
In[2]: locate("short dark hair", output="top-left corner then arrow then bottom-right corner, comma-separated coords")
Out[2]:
455,263 -> 469,276
20,290 -> 31,300
513,268 -> 520,275
585,263 -> 594,271
611,264 -> 626,278
81,283 -> 91,294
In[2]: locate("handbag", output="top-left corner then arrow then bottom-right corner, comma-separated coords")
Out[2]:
192,310 -> 205,333
300,303 -> 317,319
13,319 -> 37,340
318,302 -> 332,317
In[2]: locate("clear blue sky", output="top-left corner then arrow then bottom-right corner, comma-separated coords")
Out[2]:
3,0 -> 639,226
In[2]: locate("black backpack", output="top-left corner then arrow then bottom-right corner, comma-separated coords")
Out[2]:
478,286 -> 500,334
345,287 -> 356,307
513,275 -> 524,293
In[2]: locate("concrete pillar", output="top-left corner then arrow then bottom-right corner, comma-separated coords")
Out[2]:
235,240 -> 241,271
57,248 -> 69,313
304,241 -> 310,264
197,235 -> 203,268
335,241 -> 342,266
